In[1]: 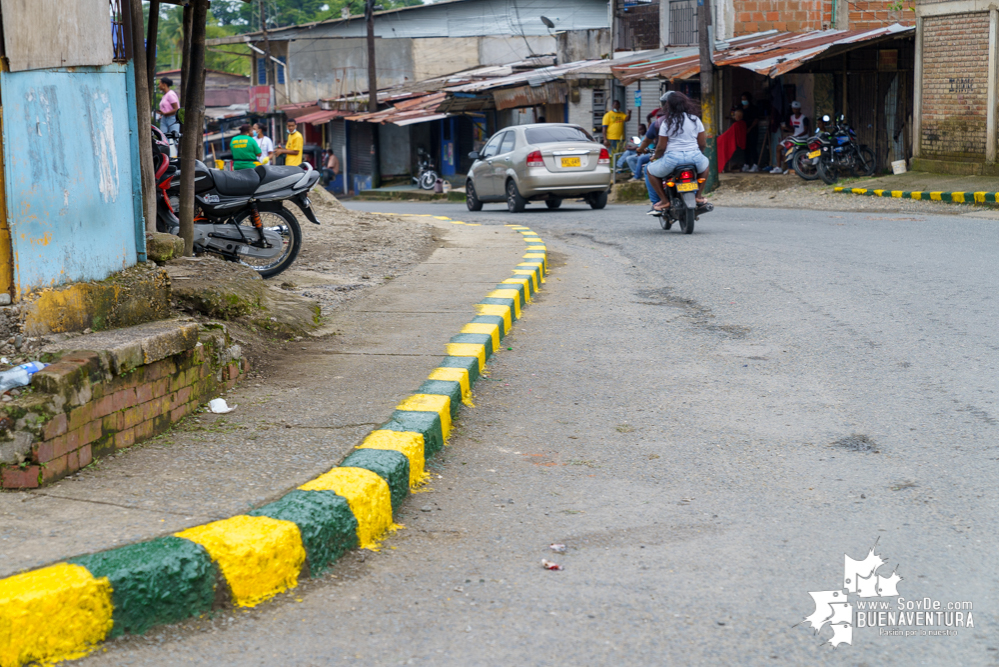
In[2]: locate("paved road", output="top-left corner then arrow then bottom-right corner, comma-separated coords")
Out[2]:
83,201 -> 999,666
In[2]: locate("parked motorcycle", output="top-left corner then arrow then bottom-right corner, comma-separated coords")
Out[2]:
151,126 -> 320,278
412,147 -> 439,190
815,115 -> 877,185
785,135 -> 819,181
650,164 -> 714,234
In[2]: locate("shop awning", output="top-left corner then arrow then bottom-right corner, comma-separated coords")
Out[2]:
295,109 -> 348,125
613,24 -> 914,84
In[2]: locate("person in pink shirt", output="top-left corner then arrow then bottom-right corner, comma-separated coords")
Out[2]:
158,77 -> 180,135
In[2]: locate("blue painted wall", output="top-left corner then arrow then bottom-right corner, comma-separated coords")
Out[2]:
1,64 -> 139,294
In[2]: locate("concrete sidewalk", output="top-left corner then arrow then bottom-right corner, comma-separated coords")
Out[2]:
834,171 -> 999,203
0,216 -> 526,579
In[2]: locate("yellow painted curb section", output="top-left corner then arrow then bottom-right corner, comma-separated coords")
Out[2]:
502,276 -> 534,300
852,188 -> 867,194
396,393 -> 453,440
974,192 -> 987,203
0,563 -> 113,667
359,430 -> 428,487
176,516 -> 305,608
891,190 -> 903,197
301,468 -> 397,549
833,187 -> 844,192
511,269 -> 540,291
911,192 -> 922,200
874,189 -> 885,196
486,289 -> 523,317
428,366 -> 473,406
473,304 -> 512,333
517,262 -> 545,283
523,253 -> 547,273
433,216 -> 451,220
461,322 -> 501,352
929,192 -> 942,201
952,192 -> 966,203
445,342 -> 487,374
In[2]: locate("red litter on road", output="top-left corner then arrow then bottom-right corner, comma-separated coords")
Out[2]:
541,559 -> 564,571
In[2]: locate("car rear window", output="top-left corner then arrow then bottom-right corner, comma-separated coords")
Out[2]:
525,126 -> 593,144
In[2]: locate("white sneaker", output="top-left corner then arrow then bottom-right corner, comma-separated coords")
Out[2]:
770,167 -> 782,174
748,164 -> 759,172
741,164 -> 750,172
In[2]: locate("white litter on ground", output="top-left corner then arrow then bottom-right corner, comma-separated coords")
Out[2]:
209,398 -> 236,414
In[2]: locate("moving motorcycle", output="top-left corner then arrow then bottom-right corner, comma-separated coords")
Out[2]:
814,115 -> 877,185
651,164 -> 714,234
152,126 -> 320,278
412,147 -> 439,190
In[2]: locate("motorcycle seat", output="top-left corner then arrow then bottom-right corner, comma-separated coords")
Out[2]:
212,169 -> 261,196
255,165 -> 305,186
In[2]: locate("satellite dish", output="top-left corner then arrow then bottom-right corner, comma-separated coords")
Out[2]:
540,15 -> 555,29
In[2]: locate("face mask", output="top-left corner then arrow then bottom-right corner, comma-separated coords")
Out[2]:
741,100 -> 749,107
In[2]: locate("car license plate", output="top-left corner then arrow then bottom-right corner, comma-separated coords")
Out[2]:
808,150 -> 821,158
560,157 -> 581,168
676,182 -> 698,192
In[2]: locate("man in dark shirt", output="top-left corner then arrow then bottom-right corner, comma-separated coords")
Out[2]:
739,92 -> 760,171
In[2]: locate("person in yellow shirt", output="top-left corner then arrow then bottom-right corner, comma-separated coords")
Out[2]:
601,100 -> 632,153
273,119 -> 304,166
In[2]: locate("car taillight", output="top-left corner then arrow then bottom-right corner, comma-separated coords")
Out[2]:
680,170 -> 694,181
526,150 -> 544,167
598,148 -> 610,165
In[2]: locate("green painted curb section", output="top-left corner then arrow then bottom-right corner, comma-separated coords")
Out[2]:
70,537 -> 216,638
449,332 -> 494,358
384,410 -> 445,457
340,449 -> 410,511
439,354 -> 481,383
0,220 -> 547,666
247,490 -> 359,577
470,316 -> 507,340
417,379 -> 464,420
833,186 -> 999,203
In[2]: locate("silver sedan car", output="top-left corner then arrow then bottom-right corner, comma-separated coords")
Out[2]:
465,123 -> 612,212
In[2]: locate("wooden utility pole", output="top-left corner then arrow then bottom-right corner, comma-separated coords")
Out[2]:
366,0 -> 380,187
698,0 -> 718,191
146,0 -> 160,98
127,0 -> 157,233
178,0 -> 209,256
259,0 -> 276,103
180,2 -> 193,105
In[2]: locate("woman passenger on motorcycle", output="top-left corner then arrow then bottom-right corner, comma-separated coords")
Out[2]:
646,91 -> 709,212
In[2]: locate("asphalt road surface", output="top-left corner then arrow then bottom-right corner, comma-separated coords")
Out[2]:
82,200 -> 999,666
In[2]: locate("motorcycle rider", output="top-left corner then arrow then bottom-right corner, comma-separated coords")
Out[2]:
646,91 -> 710,213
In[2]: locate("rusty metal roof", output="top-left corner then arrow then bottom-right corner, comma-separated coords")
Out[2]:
345,92 -> 450,126
612,24 -> 914,84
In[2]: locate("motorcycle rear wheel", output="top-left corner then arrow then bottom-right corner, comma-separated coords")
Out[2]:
232,207 -> 302,279
419,171 -> 438,190
817,158 -> 838,185
792,151 -> 819,181
850,146 -> 877,177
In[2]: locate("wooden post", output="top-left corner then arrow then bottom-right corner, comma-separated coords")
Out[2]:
128,0 -> 157,233
178,0 -> 208,256
146,0 -> 160,100
366,0 -> 380,187
698,0 -> 718,191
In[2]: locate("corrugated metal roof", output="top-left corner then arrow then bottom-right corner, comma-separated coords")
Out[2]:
296,109 -> 349,125
612,24 -> 914,84
221,0 -> 609,42
345,92 -> 449,126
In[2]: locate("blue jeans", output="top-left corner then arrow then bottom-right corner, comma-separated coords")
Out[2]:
628,153 -> 651,179
644,164 -> 660,205
647,150 -> 710,178
160,114 -> 180,136
616,149 -> 636,172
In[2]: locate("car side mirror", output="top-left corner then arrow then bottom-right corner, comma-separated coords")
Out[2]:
468,151 -> 479,160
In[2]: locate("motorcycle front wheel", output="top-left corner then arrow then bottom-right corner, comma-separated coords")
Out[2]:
792,151 -> 819,181
232,207 -> 302,279
419,171 -> 438,190
817,158 -> 839,185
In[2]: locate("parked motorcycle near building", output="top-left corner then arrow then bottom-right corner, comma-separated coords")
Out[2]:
815,115 -> 877,185
151,126 -> 320,278
412,147 -> 439,190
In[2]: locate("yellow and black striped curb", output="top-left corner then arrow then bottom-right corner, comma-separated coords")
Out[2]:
834,186 -> 999,203
0,218 -> 546,667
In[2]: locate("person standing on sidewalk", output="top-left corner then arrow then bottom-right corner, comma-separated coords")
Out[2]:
158,78 -> 180,136
739,92 -> 760,172
602,100 -> 631,153
273,119 -> 304,166
230,124 -> 262,170
252,123 -> 274,164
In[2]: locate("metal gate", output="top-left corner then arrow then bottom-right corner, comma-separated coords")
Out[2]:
348,121 -> 372,176
669,0 -> 697,46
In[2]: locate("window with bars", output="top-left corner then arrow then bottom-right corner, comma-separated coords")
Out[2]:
257,56 -> 287,85
669,0 -> 697,46
110,0 -> 128,62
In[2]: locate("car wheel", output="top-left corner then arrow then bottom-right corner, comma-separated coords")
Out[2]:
506,179 -> 526,213
588,190 -> 608,210
545,197 -> 562,210
466,180 -> 483,211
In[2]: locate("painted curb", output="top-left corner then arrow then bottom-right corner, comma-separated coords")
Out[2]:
833,186 -> 999,203
0,217 -> 546,666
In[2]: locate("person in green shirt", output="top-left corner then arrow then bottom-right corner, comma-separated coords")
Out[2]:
230,124 -> 261,170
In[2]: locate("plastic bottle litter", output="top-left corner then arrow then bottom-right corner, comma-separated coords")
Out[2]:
0,362 -> 48,394
541,559 -> 563,571
549,543 -> 567,553
208,398 -> 236,414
